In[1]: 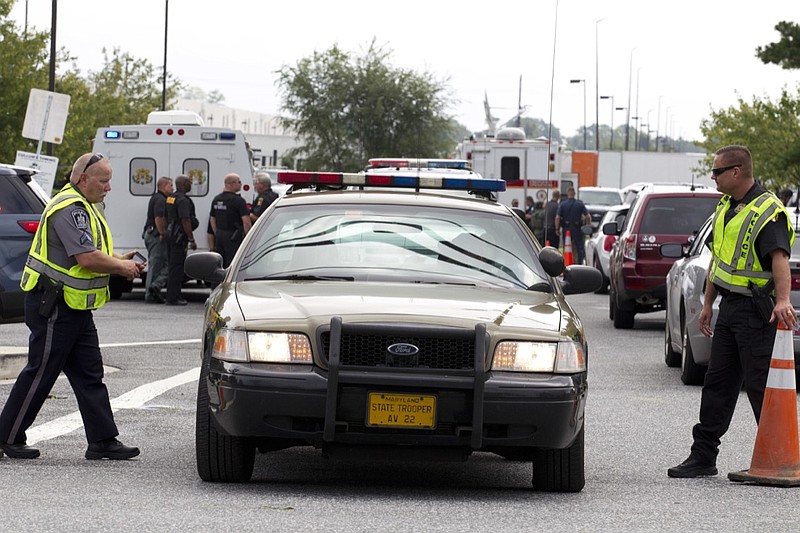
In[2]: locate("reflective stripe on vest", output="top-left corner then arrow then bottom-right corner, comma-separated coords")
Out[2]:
709,192 -> 795,295
21,185 -> 114,310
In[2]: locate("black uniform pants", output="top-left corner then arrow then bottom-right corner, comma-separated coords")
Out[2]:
563,224 -> 586,264
690,294 -> 775,463
543,226 -> 560,249
0,291 -> 118,445
214,228 -> 242,268
166,240 -> 188,303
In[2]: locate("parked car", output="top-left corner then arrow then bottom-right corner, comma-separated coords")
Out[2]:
0,164 -> 48,323
605,184 -> 722,329
185,168 -> 601,491
577,186 -> 624,235
585,204 -> 629,294
663,213 -> 800,385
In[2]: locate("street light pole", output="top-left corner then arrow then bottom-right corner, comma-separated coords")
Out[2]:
595,18 -> 605,151
631,116 -> 640,151
634,67 -> 643,151
570,79 -> 587,149
162,0 -> 169,111
625,47 -> 637,151
655,95 -> 664,153
600,95 -> 614,150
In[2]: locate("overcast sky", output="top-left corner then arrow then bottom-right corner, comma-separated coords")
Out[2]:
11,0 -> 800,143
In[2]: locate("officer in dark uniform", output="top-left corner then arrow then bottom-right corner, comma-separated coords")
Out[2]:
668,145 -> 796,478
0,153 -> 142,460
165,175 -> 197,306
142,176 -> 173,303
555,187 -> 590,263
250,171 -> 279,223
209,173 -> 251,267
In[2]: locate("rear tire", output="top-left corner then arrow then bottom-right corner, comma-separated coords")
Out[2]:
609,291 -> 615,320
196,361 -> 255,482
613,296 -> 635,329
532,426 -> 585,492
680,323 -> 707,385
664,316 -> 681,367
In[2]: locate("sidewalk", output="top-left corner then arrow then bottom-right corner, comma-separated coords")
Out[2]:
0,347 -> 27,380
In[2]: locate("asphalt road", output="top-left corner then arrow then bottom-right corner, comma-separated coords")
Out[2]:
0,288 -> 798,532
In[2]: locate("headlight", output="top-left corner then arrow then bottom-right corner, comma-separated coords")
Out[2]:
248,332 -> 312,363
492,341 -> 585,373
211,328 -> 312,364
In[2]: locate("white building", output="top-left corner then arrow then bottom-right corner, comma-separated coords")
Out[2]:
174,98 -> 303,168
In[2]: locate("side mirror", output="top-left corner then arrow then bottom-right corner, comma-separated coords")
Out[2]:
561,265 -> 604,295
184,252 -> 226,284
539,246 -> 565,277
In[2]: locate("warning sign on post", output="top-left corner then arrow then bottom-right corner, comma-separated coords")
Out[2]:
22,89 -> 70,144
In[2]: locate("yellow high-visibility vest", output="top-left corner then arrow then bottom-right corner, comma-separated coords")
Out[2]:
20,184 -> 113,310
709,192 -> 794,295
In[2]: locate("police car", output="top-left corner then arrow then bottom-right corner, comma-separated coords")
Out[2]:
185,166 -> 601,492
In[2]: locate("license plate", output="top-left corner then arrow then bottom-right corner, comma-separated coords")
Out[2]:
367,392 -> 436,429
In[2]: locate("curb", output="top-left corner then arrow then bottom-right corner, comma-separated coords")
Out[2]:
0,349 -> 27,380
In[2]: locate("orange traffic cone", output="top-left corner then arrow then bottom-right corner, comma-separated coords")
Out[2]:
563,230 -> 573,266
728,321 -> 800,486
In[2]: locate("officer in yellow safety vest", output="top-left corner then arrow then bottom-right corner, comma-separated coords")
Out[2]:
668,145 -> 797,479
0,153 -> 144,461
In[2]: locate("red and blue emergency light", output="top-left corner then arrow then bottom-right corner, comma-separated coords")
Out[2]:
277,171 -> 506,192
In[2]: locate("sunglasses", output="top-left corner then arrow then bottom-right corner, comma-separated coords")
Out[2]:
83,153 -> 105,173
710,164 -> 741,177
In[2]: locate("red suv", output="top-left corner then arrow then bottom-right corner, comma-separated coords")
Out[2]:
605,184 -> 722,329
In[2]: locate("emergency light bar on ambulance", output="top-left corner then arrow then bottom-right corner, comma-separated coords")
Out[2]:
367,158 -> 473,171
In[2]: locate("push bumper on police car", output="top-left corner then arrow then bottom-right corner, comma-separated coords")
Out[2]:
203,319 -> 587,452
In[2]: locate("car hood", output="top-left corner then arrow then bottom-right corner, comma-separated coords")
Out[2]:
223,281 -> 567,338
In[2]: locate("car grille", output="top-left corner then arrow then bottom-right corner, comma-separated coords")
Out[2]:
320,332 -> 476,369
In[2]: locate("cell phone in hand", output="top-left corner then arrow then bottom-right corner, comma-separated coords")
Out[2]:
132,251 -> 146,264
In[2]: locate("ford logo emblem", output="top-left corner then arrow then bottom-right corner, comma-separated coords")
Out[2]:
387,343 -> 419,356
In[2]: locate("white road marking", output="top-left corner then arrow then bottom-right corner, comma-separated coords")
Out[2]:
27,367 -> 200,445
2,338 -> 203,443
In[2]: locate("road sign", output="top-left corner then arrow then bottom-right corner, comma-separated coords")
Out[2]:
22,89 -> 70,144
15,150 -> 59,196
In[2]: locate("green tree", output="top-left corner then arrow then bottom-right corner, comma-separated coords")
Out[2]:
276,41 -> 456,171
756,21 -> 800,70
698,88 -> 800,188
0,0 -> 50,163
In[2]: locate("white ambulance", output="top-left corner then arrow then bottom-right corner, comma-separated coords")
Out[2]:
454,127 -> 575,207
92,110 -> 255,298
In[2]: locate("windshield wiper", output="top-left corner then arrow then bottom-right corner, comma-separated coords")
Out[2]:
410,280 -> 476,286
527,281 -> 553,292
246,274 -> 354,281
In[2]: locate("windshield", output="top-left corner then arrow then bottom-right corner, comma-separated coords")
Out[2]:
579,189 -> 622,205
236,203 -> 549,290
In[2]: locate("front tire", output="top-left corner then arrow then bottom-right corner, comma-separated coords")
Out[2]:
532,426 -> 585,492
680,323 -> 707,385
196,362 -> 255,482
664,315 -> 681,367
593,256 -> 609,295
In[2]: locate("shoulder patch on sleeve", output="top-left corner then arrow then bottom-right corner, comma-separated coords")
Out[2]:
71,208 -> 90,229
167,196 -> 176,204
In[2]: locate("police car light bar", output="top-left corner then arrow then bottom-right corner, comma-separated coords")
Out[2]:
368,158 -> 472,171
277,171 -> 506,192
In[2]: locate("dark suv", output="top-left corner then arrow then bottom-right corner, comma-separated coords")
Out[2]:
604,184 -> 721,329
0,164 -> 48,323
